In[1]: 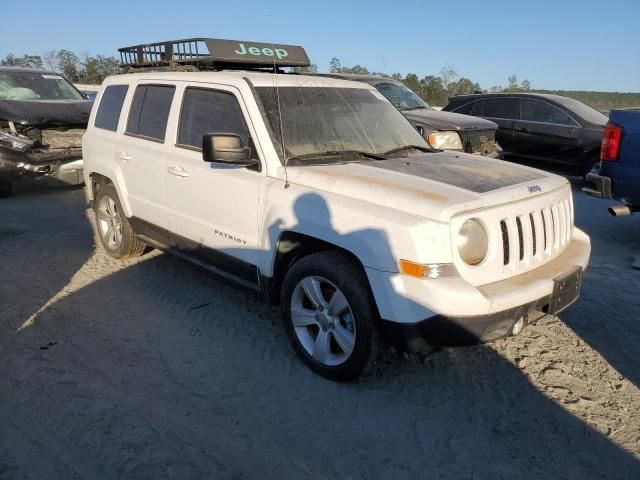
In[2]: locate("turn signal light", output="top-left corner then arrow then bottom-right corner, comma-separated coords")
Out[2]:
601,122 -> 622,162
399,260 -> 457,279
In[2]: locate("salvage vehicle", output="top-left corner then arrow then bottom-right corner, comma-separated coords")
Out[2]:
584,108 -> 640,216
322,73 -> 502,157
0,67 -> 92,197
443,93 -> 606,177
83,38 -> 591,380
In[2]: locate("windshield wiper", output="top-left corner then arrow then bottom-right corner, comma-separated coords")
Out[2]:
381,145 -> 433,156
288,150 -> 387,163
401,105 -> 429,111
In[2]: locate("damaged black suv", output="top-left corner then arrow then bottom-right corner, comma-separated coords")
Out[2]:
0,67 -> 93,197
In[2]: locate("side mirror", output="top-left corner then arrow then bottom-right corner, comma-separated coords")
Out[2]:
202,133 -> 255,165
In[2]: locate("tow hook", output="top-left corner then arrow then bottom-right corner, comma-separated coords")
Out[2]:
512,315 -> 526,336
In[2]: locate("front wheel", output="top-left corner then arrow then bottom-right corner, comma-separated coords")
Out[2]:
281,251 -> 380,381
93,184 -> 146,259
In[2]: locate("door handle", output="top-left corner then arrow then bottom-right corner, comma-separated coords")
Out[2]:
167,166 -> 189,178
117,151 -> 132,161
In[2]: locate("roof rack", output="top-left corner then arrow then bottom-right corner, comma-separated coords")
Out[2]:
118,38 -> 310,71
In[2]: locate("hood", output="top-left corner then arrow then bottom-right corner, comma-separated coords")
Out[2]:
403,108 -> 498,131
286,152 -> 566,222
0,100 -> 93,126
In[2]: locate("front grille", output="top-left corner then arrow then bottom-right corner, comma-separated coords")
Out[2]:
499,197 -> 572,268
459,129 -> 496,155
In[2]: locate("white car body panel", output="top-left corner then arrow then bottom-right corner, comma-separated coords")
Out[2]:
83,71 -> 591,328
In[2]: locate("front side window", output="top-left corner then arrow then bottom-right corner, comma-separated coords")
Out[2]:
126,84 -> 175,141
255,86 -> 429,162
178,88 -> 250,149
0,72 -> 84,100
482,98 -> 519,119
520,99 -> 577,126
94,85 -> 128,131
375,82 -> 430,111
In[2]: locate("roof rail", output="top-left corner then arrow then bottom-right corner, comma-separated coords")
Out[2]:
118,38 -> 310,71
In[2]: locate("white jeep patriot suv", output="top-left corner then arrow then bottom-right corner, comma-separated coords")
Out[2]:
83,38 -> 591,380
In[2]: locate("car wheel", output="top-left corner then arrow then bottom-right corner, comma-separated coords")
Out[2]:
0,179 -> 13,198
281,251 -> 380,381
94,184 -> 146,259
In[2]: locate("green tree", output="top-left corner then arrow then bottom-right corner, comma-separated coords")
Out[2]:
291,63 -> 318,74
57,49 -> 80,82
329,57 -> 342,73
0,53 -> 43,69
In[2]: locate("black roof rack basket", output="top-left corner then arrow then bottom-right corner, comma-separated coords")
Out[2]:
118,38 -> 310,71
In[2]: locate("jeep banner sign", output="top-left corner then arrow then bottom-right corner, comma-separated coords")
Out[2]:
204,38 -> 310,67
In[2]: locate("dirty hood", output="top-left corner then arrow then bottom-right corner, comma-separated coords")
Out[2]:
403,108 -> 497,131
286,151 -> 566,222
0,100 -> 93,126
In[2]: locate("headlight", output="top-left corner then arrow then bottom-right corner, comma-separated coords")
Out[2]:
427,131 -> 462,150
457,218 -> 488,266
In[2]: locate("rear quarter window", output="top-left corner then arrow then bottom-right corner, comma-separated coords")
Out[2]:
94,85 -> 129,131
126,84 -> 175,142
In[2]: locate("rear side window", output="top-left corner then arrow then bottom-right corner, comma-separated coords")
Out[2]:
482,98 -> 518,119
94,85 -> 128,131
177,88 -> 250,149
126,84 -> 175,141
520,99 -> 576,126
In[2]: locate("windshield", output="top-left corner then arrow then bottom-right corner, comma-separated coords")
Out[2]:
255,86 -> 429,162
375,82 -> 430,110
0,72 -> 84,101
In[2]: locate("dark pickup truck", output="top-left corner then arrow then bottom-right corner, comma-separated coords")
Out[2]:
0,67 -> 92,197
584,108 -> 640,216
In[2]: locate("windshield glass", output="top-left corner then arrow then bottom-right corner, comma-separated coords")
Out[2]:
255,86 -> 429,162
375,82 -> 430,110
0,72 -> 84,101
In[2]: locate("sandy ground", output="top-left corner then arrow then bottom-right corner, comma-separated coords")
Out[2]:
0,180 -> 639,480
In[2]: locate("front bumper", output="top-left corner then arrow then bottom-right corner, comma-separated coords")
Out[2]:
0,145 -> 83,182
367,228 -> 591,352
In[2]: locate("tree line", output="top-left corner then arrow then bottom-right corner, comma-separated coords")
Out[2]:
2,51 -> 638,110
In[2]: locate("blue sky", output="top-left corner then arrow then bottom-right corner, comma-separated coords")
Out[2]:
2,0 -> 639,92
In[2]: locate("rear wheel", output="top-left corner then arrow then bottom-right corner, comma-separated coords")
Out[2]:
281,251 -> 380,381
94,184 -> 145,259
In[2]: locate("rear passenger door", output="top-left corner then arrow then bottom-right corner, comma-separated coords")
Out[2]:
513,98 -> 582,171
479,97 -> 519,152
116,83 -> 176,244
163,85 -> 263,288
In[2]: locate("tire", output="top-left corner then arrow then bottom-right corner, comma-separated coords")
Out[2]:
281,251 -> 381,381
93,183 -> 146,259
0,179 -> 13,198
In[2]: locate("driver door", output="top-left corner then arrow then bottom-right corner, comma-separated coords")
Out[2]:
164,84 -> 264,288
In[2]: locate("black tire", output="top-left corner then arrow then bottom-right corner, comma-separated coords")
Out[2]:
0,179 -> 13,198
93,183 -> 146,259
281,251 -> 381,381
